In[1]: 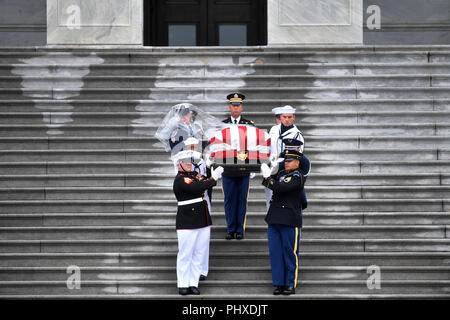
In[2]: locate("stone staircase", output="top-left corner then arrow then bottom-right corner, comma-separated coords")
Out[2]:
0,45 -> 449,299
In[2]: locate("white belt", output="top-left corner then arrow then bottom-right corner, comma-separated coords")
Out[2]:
178,197 -> 203,206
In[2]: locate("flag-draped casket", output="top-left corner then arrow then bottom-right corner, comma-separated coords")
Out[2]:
208,125 -> 271,172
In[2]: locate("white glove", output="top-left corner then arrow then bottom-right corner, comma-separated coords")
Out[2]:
205,155 -> 214,168
249,172 -> 256,179
269,153 -> 278,163
211,166 -> 224,181
261,163 -> 271,179
270,162 -> 279,175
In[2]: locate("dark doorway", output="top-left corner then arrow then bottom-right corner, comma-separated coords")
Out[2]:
144,0 -> 267,46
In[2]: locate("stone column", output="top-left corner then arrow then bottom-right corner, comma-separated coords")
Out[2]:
268,0 -> 363,45
47,0 -> 143,46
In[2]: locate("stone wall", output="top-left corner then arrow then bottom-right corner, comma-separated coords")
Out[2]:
0,0 -> 47,46
0,0 -> 449,46
364,0 -> 450,44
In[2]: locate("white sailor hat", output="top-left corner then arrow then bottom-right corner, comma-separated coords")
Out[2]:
272,105 -> 296,115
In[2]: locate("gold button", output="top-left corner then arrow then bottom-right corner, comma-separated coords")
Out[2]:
192,208 -> 195,211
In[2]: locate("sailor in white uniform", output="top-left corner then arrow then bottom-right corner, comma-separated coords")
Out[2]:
265,105 -> 306,210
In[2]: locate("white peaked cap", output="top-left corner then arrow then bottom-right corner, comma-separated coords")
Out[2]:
272,105 -> 296,115
171,150 -> 202,164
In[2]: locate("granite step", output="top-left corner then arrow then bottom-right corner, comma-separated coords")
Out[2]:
1,74 -> 447,89
1,212 -> 449,228
1,136 -> 450,150
1,266 -> 449,282
0,50 -> 444,65
1,173 -> 447,187
1,238 -> 449,254
1,99 -> 448,113
1,160 -> 449,175
1,87 -> 450,100
0,279 -> 449,295
0,148 -> 447,162
1,111 -> 449,126
1,124 -> 450,137
3,62 -> 450,77
0,225 -> 447,241
1,186 -> 449,201
1,251 -> 449,267
0,198 -> 448,213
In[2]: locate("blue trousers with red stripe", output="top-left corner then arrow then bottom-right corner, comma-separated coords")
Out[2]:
267,224 -> 301,287
222,175 -> 250,234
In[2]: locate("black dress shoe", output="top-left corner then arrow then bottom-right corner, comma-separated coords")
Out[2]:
178,287 -> 189,295
235,233 -> 244,240
199,275 -> 206,281
282,286 -> 295,295
189,287 -> 200,295
225,232 -> 235,240
273,286 -> 284,295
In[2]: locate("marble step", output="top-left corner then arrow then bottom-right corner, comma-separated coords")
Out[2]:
1,45 -> 450,52
1,135 -> 450,149
1,50 -> 448,64
1,99 -> 448,113
0,198 -> 448,214
2,74 -> 449,89
1,211 -> 448,228
1,279 -> 449,296
1,148 -> 448,162
1,160 -> 449,175
2,87 -> 450,100
1,266 -> 449,281
1,186 -> 449,201
3,63 -> 450,77
1,251 -> 449,267
1,212 -> 449,228
2,293 -> 449,299
1,238 -> 449,253
1,111 -> 450,126
1,124 -> 450,137
1,173 -> 447,188
0,225 -> 448,241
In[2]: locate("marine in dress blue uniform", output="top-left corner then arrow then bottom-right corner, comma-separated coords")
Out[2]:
221,93 -> 255,240
261,149 -> 305,295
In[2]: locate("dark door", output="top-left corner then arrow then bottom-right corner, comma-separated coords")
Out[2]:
144,0 -> 267,46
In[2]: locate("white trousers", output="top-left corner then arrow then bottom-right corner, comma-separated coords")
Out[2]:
176,226 -> 211,288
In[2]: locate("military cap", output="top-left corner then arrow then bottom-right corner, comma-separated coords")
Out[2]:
283,138 -> 304,151
174,103 -> 192,116
227,93 -> 246,105
284,149 -> 302,161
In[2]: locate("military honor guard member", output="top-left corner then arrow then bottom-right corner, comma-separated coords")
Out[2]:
260,149 -> 305,295
169,103 -> 205,154
266,105 -> 310,211
172,150 -> 224,295
221,93 -> 255,240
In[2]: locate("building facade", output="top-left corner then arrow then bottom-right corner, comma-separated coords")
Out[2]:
0,0 -> 449,46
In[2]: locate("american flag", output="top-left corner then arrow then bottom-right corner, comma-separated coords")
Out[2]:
209,125 -> 271,163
